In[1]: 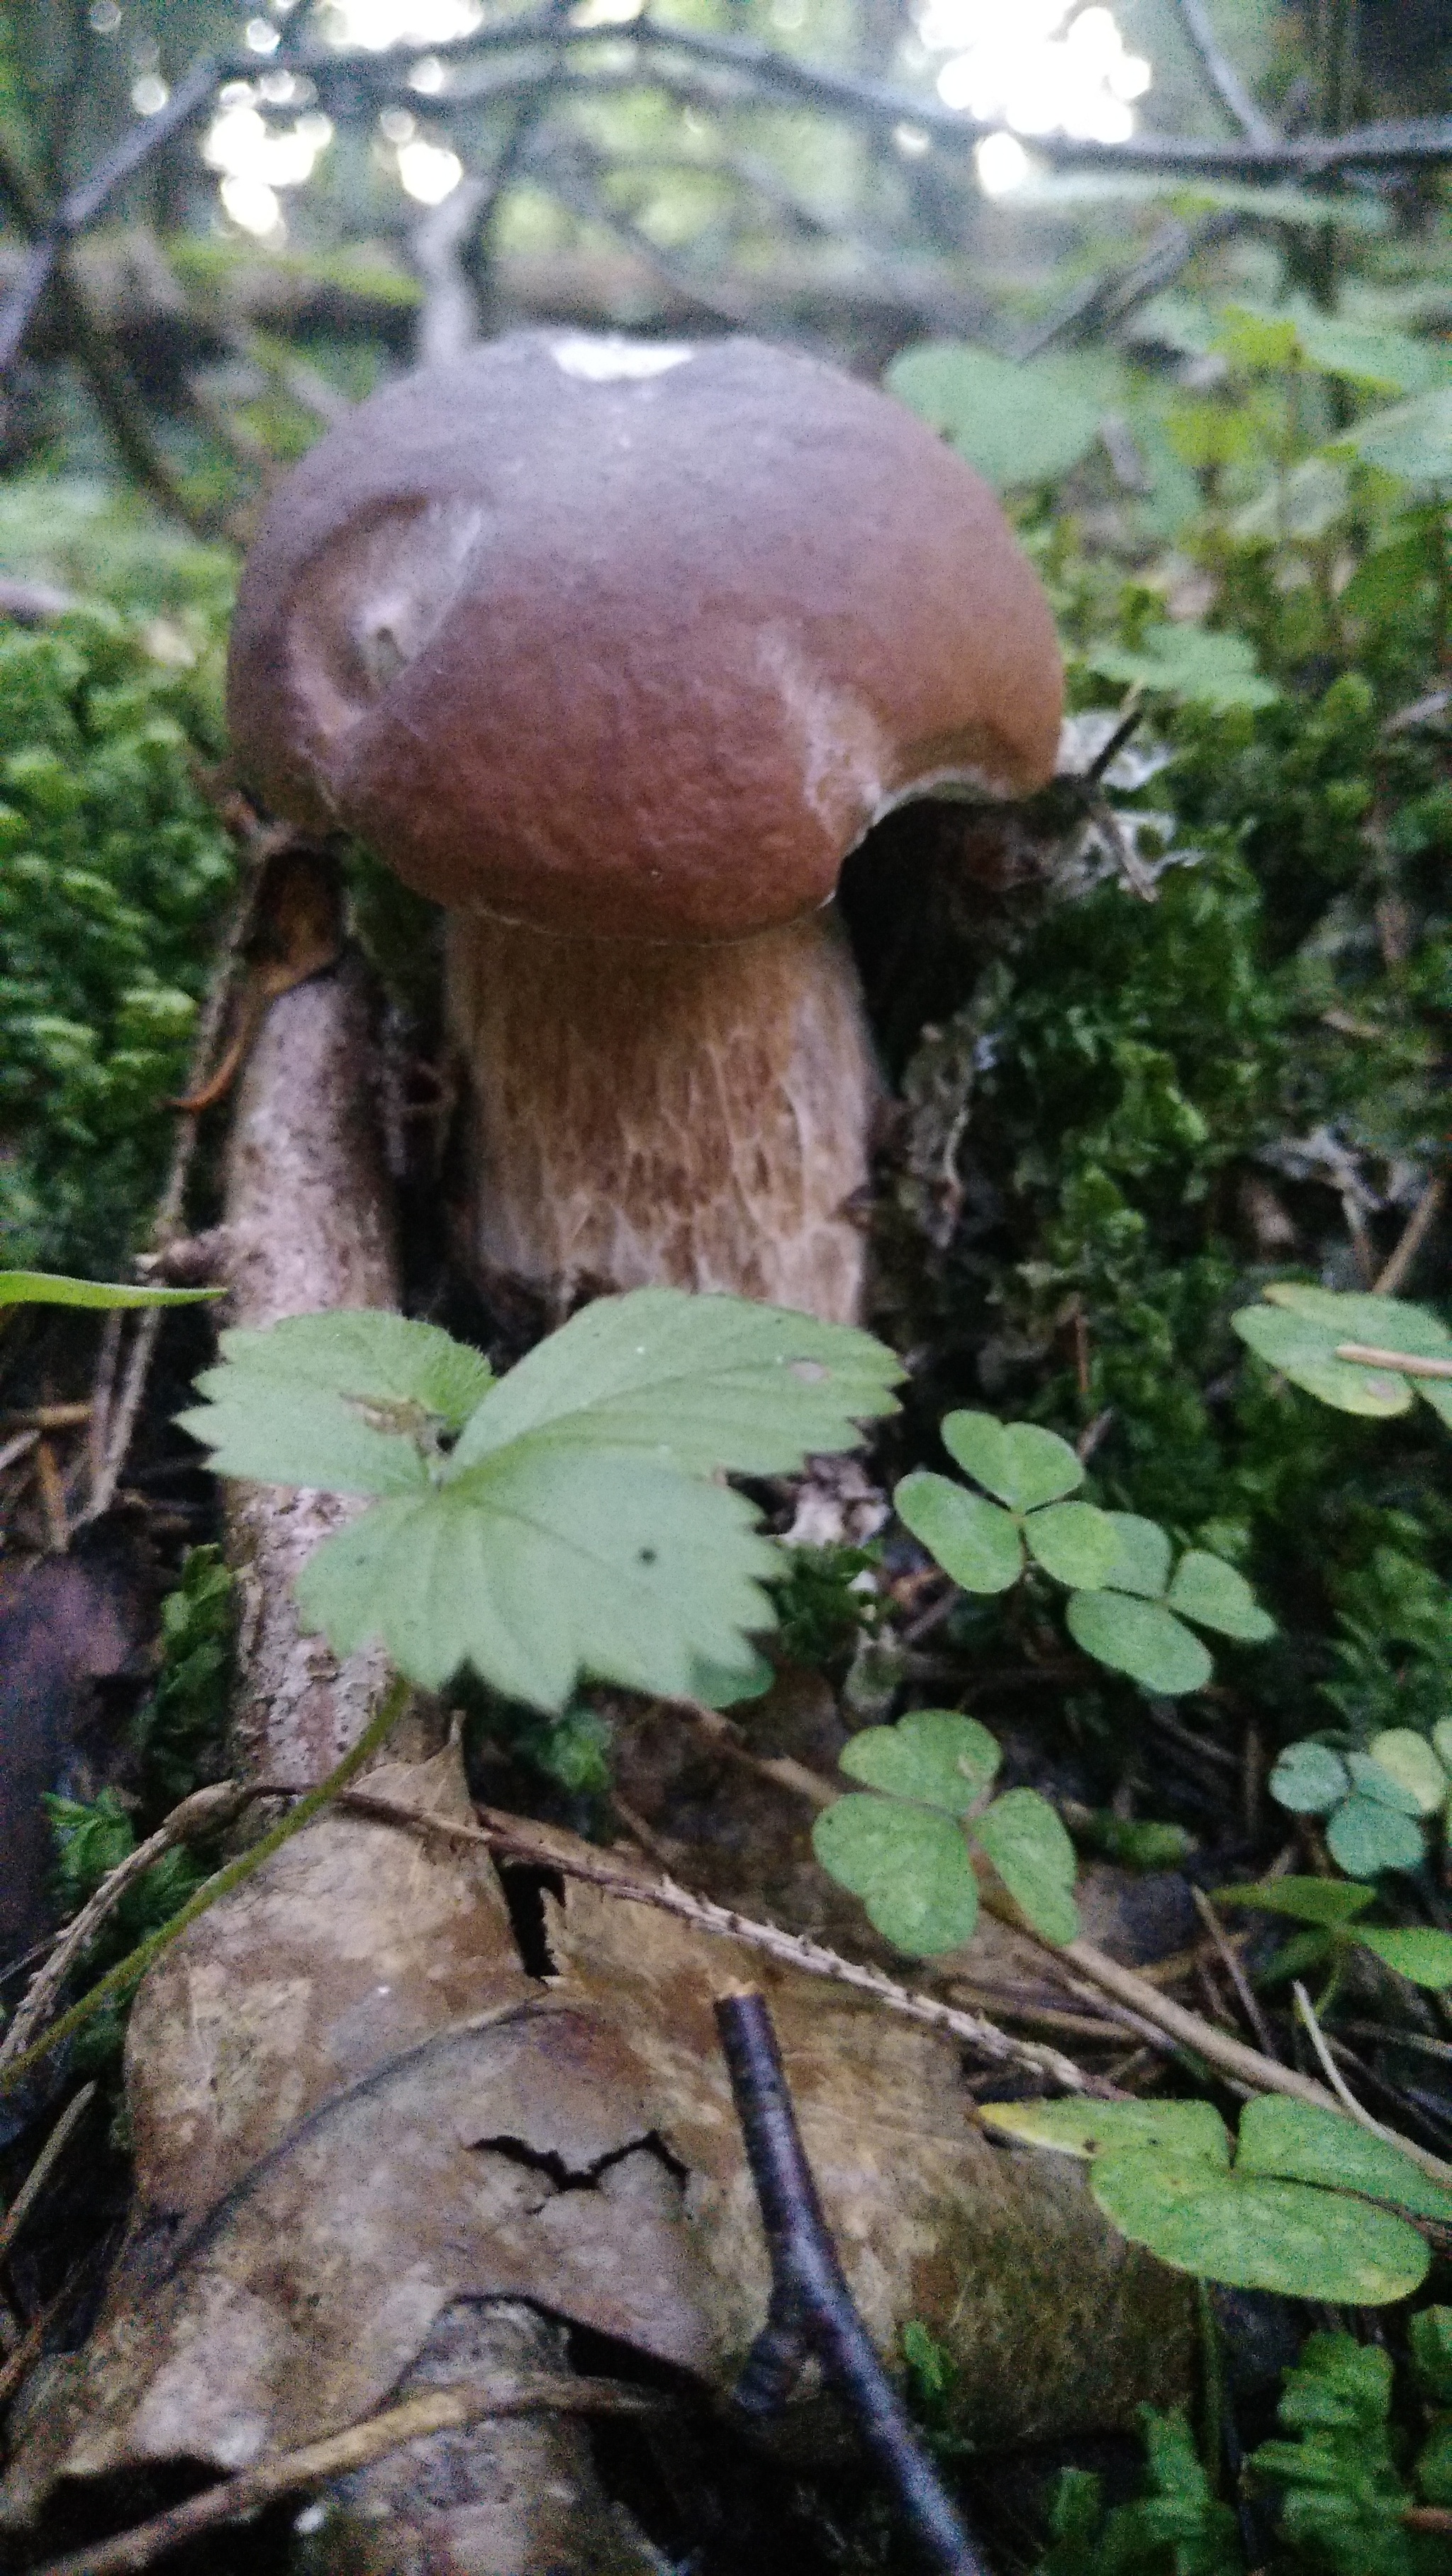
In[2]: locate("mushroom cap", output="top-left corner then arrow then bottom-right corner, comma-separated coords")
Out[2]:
228,331 -> 1063,943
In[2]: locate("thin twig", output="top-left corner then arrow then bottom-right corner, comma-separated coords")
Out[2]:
0,1784 -> 252,2074
1335,1342 -> 1452,1381
335,1789 -> 1105,2095
1374,1174 -> 1445,1297
79,839 -> 266,1528
718,1990 -> 988,2574
0,2265 -> 83,2412
0,1679 -> 411,2102
28,2375 -> 669,2576
1192,1887 -> 1280,2061
679,1698 -> 837,1809
0,2084 -> 95,2268
1171,0 -> 1279,144
1292,1981 -> 1395,2141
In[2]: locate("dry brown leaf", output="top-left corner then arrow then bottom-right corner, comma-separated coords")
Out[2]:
2,1745 -> 1192,2538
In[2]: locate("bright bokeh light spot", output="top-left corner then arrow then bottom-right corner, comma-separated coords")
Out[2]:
397,138 -> 464,201
245,16 -> 282,51
323,0 -> 482,48
410,53 -> 447,90
131,73 -> 169,114
976,130 -> 1030,194
220,173 -> 283,235
205,101 -> 334,235
922,0 -> 1151,148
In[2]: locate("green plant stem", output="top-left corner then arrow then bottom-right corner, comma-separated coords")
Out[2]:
0,1676 -> 411,2100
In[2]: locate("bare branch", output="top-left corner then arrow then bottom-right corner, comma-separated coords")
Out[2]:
1172,0 -> 1279,146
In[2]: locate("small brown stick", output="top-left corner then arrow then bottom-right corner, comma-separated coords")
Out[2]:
0,2267 -> 82,2411
1375,1174 -> 1445,1297
3,1404 -> 92,1431
333,1790 -> 1106,2095
0,1785 -> 251,2073
679,1699 -> 837,1810
1193,1888 -> 1281,2061
28,2375 -> 669,2576
1405,2507 -> 1452,2532
34,1438 -> 68,1552
81,835 -> 269,1527
0,2084 -> 95,2269
1336,1341 -> 1452,1381
0,1426 -> 39,1478
87,1311 -> 121,1494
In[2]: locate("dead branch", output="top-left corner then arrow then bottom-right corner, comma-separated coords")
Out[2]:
28,2373 -> 671,2576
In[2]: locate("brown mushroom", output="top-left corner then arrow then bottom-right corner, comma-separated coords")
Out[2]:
228,330 -> 1062,1325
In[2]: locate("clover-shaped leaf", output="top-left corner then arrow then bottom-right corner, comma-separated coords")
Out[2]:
1217,1874 -> 1452,1988
1066,1590 -> 1214,1695
1024,1501 -> 1122,1589
940,1411 -> 1083,1511
894,1474 -> 1023,1594
983,2095 -> 1446,2303
1273,1741 -> 1434,1878
1232,1284 -> 1452,1426
812,1708 -> 1078,1954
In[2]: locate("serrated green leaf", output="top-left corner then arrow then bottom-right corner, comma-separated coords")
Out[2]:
1368,1729 -> 1448,1815
1237,2096 -> 1452,2222
839,1710 -> 999,1813
295,1452 -> 776,1710
895,1473 -> 1023,1594
940,1413 -> 1083,1511
1214,1874 -> 1375,1927
179,1310 -> 496,1496
981,2097 -> 1231,2164
1232,1304 -> 1413,1416
886,342 -> 1104,490
1268,1740 -> 1349,1815
1083,623 -> 1278,711
1090,2152 -> 1429,2302
449,1288 -> 900,1477
973,1789 -> 1079,1944
1066,1590 -> 1213,1696
1356,1926 -> 1452,1989
1326,1793 -> 1426,1878
810,1795 -> 978,1955
1102,1513 -> 1173,1599
1166,1550 -> 1276,1643
1024,1501 -> 1122,1591
0,1268 -> 220,1308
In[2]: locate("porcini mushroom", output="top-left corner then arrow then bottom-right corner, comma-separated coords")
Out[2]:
228,331 -> 1062,1325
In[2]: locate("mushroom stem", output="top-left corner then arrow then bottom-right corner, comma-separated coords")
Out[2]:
445,905 -> 878,1324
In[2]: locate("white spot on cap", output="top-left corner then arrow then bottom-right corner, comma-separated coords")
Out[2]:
550,334 -> 694,383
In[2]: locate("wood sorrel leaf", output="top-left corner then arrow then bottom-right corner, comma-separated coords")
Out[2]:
895,1473 -> 1023,1594
1166,1550 -> 1276,1642
940,1411 -> 1083,1511
1024,1500 -> 1122,1591
1268,1740 -> 1349,1815
1101,1513 -> 1173,1599
981,2097 -> 1232,2165
1090,2154 -> 1429,2303
811,1795 -> 978,1955
973,1788 -> 1079,1944
1065,1591 -> 1212,1696
839,1710 -> 999,1813
1236,2098 -> 1452,2223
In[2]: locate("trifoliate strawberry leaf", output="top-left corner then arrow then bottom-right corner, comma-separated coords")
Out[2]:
810,1794 -> 978,1954
178,1310 -> 494,1495
295,1452 -> 775,1709
895,1474 -> 1022,1593
1166,1550 -> 1277,1643
1024,1500 -> 1122,1591
973,1788 -> 1079,1943
449,1287 -> 901,1476
1232,1301 -> 1412,1416
940,1412 -> 1083,1511
839,1710 -> 999,1813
